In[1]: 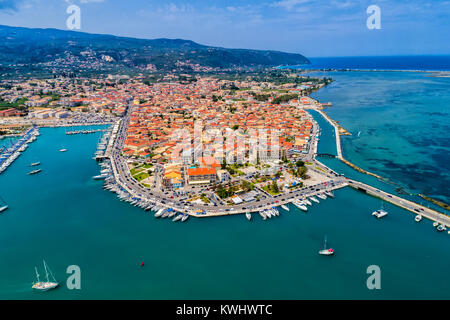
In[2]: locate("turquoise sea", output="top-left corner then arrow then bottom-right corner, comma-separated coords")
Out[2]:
0,121 -> 449,299
308,70 -> 450,205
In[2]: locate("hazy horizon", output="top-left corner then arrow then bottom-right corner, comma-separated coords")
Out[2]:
0,0 -> 449,57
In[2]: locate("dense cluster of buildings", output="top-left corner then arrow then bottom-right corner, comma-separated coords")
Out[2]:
122,77 -> 316,189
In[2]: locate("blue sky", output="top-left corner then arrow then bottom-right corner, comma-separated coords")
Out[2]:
0,0 -> 449,57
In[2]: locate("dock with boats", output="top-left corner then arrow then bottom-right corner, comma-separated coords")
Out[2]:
65,128 -> 107,135
92,120 -> 121,161
0,127 -> 40,175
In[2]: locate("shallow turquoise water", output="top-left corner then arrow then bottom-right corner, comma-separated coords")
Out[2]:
310,71 -> 450,204
0,126 -> 448,299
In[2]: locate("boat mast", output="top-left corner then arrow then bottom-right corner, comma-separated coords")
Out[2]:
324,235 -> 327,250
35,267 -> 40,283
46,263 -> 57,283
43,260 -> 50,282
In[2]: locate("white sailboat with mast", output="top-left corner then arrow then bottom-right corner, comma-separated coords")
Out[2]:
32,260 -> 59,291
318,235 -> 334,256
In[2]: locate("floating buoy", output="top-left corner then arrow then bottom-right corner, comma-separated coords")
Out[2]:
140,262 -> 144,267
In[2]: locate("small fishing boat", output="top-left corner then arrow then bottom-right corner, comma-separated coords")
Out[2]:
415,215 -> 422,222
59,149 -> 67,152
30,162 -> 40,167
32,260 -> 58,291
0,205 -> 7,214
433,221 -> 439,227
318,235 -> 334,256
325,191 -> 334,198
437,224 -> 447,232
93,174 -> 107,180
181,214 -> 189,222
28,169 -> 42,175
246,212 -> 251,221
280,204 -> 289,211
0,196 -> 8,214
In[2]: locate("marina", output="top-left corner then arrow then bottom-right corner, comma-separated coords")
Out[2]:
0,127 -> 39,175
65,128 -> 107,135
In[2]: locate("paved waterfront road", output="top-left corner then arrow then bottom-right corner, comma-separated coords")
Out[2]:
348,180 -> 450,227
107,104 -> 348,217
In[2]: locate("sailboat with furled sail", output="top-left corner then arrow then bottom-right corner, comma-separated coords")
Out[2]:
318,235 -> 334,256
32,260 -> 59,291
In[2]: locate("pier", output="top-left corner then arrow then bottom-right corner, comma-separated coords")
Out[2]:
93,120 -> 121,161
317,109 -> 343,159
348,179 -> 450,227
0,127 -> 39,175
317,153 -> 337,158
66,129 -> 107,135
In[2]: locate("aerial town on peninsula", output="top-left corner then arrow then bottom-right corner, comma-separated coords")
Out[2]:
0,71 -> 449,227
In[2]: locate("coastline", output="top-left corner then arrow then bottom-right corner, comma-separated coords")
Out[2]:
311,100 -> 450,218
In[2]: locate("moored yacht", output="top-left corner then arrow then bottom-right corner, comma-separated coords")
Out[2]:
372,209 -> 388,218
325,191 -> 334,198
415,215 -> 422,222
246,212 -> 251,221
293,201 -> 308,212
317,193 -> 327,200
280,204 -> 289,211
372,203 -> 388,219
154,208 -> 164,218
309,196 -> 320,204
173,214 -> 183,222
259,211 -> 267,220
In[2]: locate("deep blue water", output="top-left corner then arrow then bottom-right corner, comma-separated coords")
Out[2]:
293,56 -> 450,71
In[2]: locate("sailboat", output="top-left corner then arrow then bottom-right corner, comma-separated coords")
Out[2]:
318,235 -> 334,256
0,196 -> 8,213
32,260 -> 59,291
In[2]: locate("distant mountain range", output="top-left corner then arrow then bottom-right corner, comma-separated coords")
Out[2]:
0,25 -> 309,75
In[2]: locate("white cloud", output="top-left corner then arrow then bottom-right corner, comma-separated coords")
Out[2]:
271,0 -> 312,11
